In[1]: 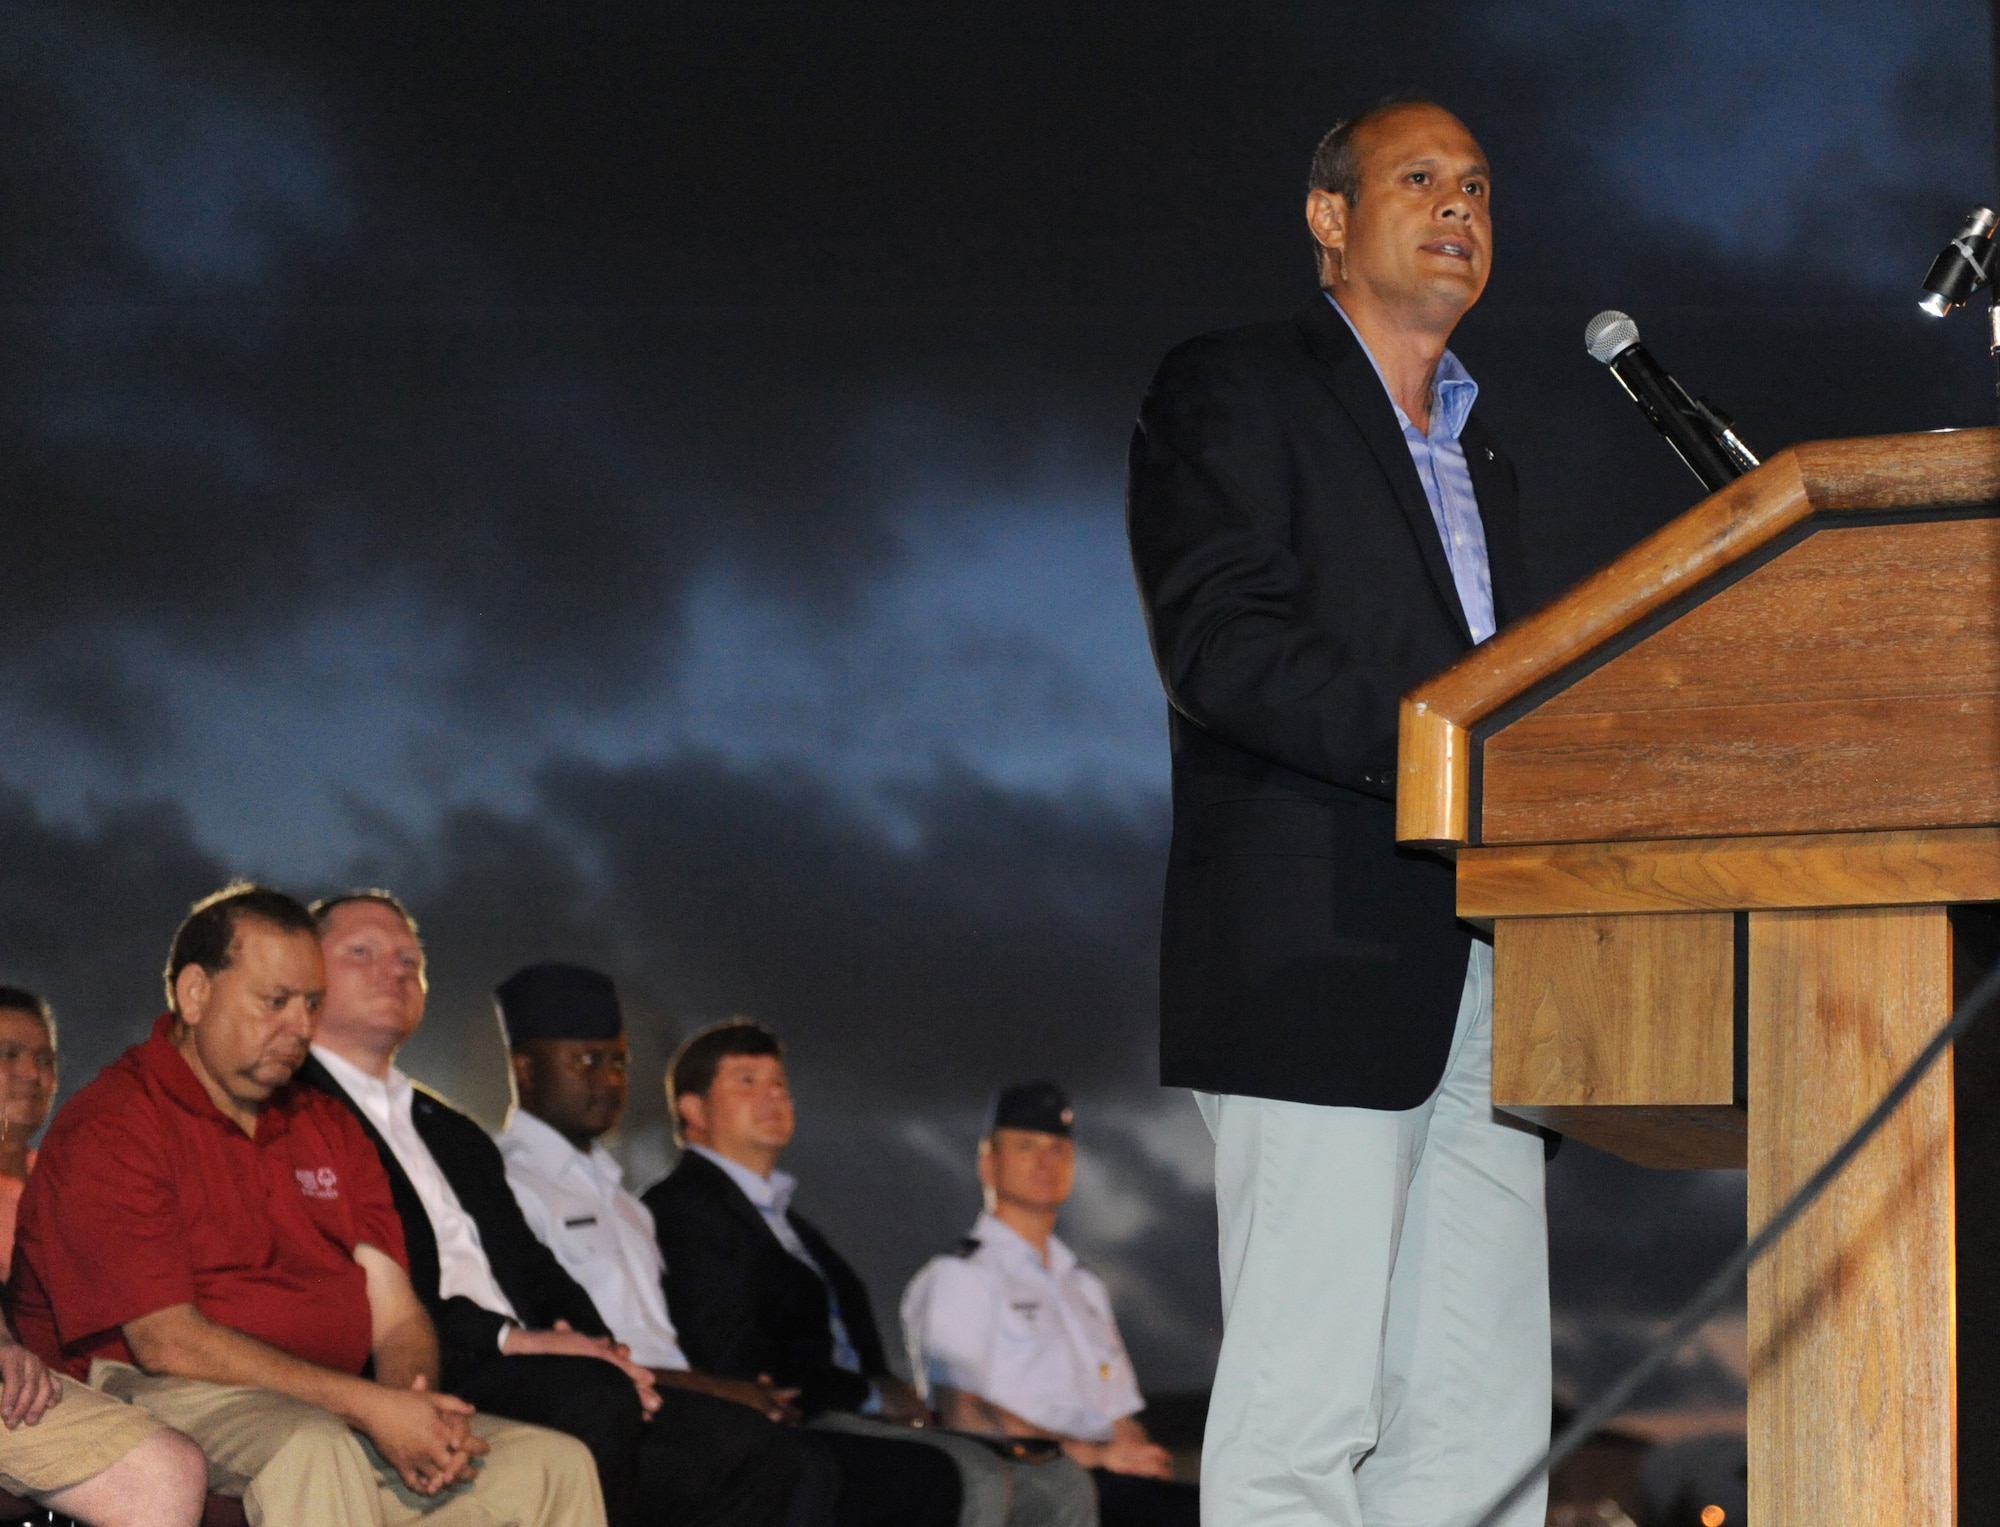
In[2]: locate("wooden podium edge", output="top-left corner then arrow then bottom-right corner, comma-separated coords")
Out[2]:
1458,826 -> 2000,921
1396,428 -> 2000,848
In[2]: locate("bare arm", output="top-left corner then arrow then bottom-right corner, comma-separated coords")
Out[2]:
355,1242 -> 439,1392
934,1387 -> 1173,1477
124,1299 -> 484,1496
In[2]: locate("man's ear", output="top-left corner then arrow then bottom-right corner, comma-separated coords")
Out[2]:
174,964 -> 211,1028
1306,187 -> 1349,278
509,1048 -> 535,1108
676,1091 -> 706,1140
975,1138 -> 995,1191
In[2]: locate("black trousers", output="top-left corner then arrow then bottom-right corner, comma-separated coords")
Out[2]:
798,1427 -> 960,1527
451,1353 -> 800,1527
1092,1469 -> 1200,1527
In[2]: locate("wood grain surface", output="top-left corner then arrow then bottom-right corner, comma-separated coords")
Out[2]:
1481,517 -> 2000,843
1492,913 -> 1741,1167
1395,427 -> 2000,847
1747,906 -> 1954,1527
1458,826 -> 2000,920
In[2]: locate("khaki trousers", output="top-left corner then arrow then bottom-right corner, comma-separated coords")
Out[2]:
93,1361 -> 606,1527
1195,944 -> 1551,1527
0,1375 -> 164,1497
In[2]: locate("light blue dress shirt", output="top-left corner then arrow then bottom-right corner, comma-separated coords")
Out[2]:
1325,293 -> 1496,643
687,1144 -> 877,1408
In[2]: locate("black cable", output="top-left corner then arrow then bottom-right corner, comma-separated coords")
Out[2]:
1466,952 -> 2000,1527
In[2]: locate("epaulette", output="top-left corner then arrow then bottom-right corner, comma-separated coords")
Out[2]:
952,1236 -> 982,1258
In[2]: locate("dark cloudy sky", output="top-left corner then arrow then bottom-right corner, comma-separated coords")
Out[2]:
1,0 -> 1993,1414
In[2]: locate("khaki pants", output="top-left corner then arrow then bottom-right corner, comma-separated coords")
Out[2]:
1196,944 -> 1551,1527
0,1375 -> 165,1497
93,1362 -> 605,1527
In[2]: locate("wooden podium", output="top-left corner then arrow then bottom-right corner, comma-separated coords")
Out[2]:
1396,428 -> 2000,1524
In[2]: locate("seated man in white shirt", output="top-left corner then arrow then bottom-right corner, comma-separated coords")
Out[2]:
298,894 -> 803,1527
901,1084 -> 1198,1527
490,963 -> 958,1527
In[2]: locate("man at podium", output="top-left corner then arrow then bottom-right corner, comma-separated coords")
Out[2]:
1126,99 -> 1549,1527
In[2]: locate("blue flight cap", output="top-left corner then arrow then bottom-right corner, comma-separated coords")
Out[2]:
495,962 -> 623,1045
991,1080 -> 1074,1138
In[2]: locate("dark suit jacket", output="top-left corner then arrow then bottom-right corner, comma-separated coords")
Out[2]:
296,1055 -> 610,1387
643,1151 -> 888,1420
1127,295 -> 1533,1110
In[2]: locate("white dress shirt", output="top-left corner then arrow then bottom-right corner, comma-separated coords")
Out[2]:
495,1109 -> 689,1370
310,1045 -> 519,1328
901,1211 -> 1143,1443
686,1145 -> 871,1386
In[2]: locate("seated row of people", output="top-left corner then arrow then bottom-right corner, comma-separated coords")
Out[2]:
0,883 -> 1196,1527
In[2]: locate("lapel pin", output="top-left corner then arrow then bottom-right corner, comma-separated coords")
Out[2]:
1484,447 -> 1495,461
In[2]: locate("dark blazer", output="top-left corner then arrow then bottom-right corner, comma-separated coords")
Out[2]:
643,1151 -> 889,1420
1127,295 -> 1533,1110
296,1055 -> 610,1386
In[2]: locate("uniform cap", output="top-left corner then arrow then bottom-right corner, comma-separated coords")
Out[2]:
991,1080 -> 1074,1138
495,962 -> 623,1045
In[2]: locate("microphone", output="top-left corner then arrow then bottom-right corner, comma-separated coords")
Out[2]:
1584,311 -> 1760,495
1918,206 -> 1998,317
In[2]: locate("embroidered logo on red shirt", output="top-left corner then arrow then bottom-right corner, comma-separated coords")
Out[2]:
295,1167 -> 340,1200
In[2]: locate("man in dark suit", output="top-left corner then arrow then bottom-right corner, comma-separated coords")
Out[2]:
646,1022 -> 1093,1527
493,962 -> 961,1527
1126,100 -> 1550,1526
297,891 -> 803,1527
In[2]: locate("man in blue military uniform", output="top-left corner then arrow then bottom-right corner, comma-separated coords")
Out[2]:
902,1084 -> 1197,1527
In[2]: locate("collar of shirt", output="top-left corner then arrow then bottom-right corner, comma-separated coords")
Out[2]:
688,1143 -> 797,1220
687,1143 -> 870,1386
310,1043 -> 413,1130
973,1210 -> 1078,1278
501,1106 -> 624,1193
140,1013 -> 293,1139
1323,291 -> 1478,442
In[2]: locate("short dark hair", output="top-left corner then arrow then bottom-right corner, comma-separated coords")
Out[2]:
163,883 -> 318,1012
308,889 -> 420,936
1307,95 -> 1450,274
668,1019 -> 783,1143
0,986 -> 54,1045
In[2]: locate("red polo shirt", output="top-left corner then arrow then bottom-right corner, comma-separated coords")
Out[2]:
10,1015 -> 406,1380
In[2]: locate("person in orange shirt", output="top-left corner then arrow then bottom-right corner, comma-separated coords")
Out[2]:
0,989 -> 56,1280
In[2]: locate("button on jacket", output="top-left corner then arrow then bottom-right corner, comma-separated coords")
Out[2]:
496,1108 -> 689,1371
901,1213 -> 1143,1444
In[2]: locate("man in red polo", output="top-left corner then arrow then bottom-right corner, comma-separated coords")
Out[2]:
10,884 -> 603,1527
